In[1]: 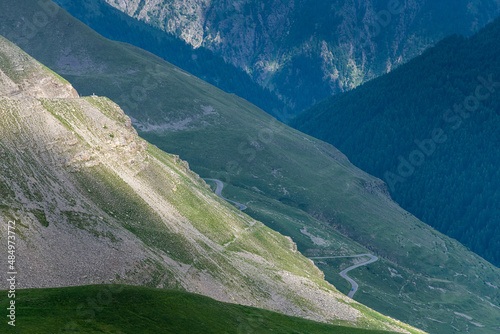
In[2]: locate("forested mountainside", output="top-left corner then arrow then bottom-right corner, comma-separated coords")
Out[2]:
292,18 -> 500,267
71,0 -> 500,116
1,1 -> 499,333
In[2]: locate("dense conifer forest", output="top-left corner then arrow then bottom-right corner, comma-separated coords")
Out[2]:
292,18 -> 500,266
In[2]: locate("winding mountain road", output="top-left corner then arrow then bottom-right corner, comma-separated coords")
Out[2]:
205,179 -> 247,211
309,254 -> 378,298
205,178 -> 375,298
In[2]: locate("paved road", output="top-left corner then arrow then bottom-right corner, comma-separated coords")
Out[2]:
309,254 -> 378,298
205,179 -> 375,297
205,179 -> 247,211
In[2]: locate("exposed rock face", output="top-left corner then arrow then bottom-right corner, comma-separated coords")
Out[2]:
103,0 -> 500,112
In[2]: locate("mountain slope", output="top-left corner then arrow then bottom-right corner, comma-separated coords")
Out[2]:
292,18 -> 500,267
51,0 -> 289,118
0,34 -> 419,332
67,0 -> 500,115
0,285 -> 400,334
1,1 -> 499,333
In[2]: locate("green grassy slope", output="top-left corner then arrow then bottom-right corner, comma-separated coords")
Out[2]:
0,285 -> 398,334
0,33 -> 420,333
51,0 -> 288,119
1,1 -> 498,333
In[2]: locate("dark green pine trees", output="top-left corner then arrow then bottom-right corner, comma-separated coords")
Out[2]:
292,18 -> 500,266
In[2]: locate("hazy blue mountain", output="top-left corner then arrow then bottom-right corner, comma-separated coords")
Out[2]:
292,18 -> 500,267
